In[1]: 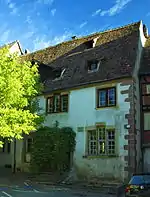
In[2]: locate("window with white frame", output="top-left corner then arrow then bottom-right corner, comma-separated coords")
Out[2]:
46,94 -> 69,113
87,127 -> 116,156
97,87 -> 116,108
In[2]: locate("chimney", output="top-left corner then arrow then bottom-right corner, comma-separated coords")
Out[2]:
71,36 -> 77,40
24,49 -> 30,54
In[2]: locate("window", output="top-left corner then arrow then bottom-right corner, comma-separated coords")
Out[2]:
7,142 -> 11,153
87,60 -> 99,73
144,113 -> 150,130
26,138 -> 32,153
97,87 -> 116,108
142,84 -> 150,106
87,127 -> 116,156
53,68 -> 66,81
85,40 -> 94,49
0,139 -> 11,153
46,94 -> 69,113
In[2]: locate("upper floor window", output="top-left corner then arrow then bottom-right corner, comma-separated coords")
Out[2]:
87,60 -> 100,73
46,94 -> 69,113
97,87 -> 116,108
142,83 -> 150,108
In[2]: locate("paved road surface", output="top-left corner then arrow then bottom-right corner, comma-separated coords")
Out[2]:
0,182 -> 121,197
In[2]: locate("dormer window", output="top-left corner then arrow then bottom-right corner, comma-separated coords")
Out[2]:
85,40 -> 94,49
53,68 -> 66,81
87,60 -> 100,73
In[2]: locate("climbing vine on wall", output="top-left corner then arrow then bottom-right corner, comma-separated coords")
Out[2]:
30,126 -> 76,172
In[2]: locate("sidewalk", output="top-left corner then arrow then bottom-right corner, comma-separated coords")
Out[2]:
31,177 -> 125,196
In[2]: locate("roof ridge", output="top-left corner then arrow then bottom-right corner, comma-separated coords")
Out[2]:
73,20 -> 141,40
23,20 -> 140,56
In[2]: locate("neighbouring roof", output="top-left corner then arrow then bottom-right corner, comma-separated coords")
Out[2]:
0,40 -> 23,54
140,37 -> 150,74
22,21 -> 141,93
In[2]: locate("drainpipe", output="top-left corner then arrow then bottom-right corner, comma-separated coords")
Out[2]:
13,138 -> 16,174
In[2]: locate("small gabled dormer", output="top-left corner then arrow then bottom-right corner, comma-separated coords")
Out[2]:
87,60 -> 100,73
53,68 -> 66,81
85,40 -> 94,49
84,37 -> 99,49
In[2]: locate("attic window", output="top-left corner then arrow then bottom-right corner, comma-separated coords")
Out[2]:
87,60 -> 100,73
53,68 -> 66,81
85,40 -> 94,49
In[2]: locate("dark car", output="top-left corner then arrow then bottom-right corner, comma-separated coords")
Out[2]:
125,173 -> 150,197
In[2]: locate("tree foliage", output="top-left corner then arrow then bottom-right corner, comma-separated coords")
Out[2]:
30,126 -> 76,173
0,47 -> 44,142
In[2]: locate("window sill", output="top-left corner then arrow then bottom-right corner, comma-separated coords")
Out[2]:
95,105 -> 119,110
82,155 -> 118,159
46,111 -> 68,115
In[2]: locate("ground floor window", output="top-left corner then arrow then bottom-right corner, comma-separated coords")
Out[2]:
0,139 -> 11,154
26,138 -> 33,153
144,112 -> 150,130
87,127 -> 116,156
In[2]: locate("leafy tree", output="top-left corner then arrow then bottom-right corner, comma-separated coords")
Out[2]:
0,47 -> 44,145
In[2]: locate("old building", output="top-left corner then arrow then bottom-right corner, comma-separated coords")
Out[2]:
139,36 -> 150,173
3,21 -> 149,182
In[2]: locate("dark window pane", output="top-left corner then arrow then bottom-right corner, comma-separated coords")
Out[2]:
47,97 -> 53,113
88,60 -> 99,72
108,88 -> 116,106
7,142 -> 11,153
27,138 -> 32,153
53,95 -> 60,112
98,90 -> 106,107
61,95 -> 68,112
142,95 -> 150,105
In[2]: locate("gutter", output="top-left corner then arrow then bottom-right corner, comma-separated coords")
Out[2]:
43,75 -> 131,95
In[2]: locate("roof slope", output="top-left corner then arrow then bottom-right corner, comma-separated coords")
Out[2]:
22,21 -> 140,93
0,40 -> 17,49
0,40 -> 23,54
139,37 -> 150,74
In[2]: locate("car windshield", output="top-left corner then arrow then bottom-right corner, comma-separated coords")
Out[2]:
129,176 -> 144,185
129,175 -> 150,185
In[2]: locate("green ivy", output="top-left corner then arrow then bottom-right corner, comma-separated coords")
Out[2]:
30,126 -> 76,173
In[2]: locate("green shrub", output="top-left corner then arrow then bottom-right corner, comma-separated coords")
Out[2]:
30,126 -> 76,172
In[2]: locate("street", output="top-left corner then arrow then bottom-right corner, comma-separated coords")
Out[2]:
0,182 -> 121,197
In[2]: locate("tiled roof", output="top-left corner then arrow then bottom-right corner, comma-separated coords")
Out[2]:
139,37 -> 150,74
21,21 -> 141,93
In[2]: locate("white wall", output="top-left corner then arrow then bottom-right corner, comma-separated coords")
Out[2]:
9,42 -> 22,55
39,81 -> 131,181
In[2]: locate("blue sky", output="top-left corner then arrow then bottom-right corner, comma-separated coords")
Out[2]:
0,0 -> 149,52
